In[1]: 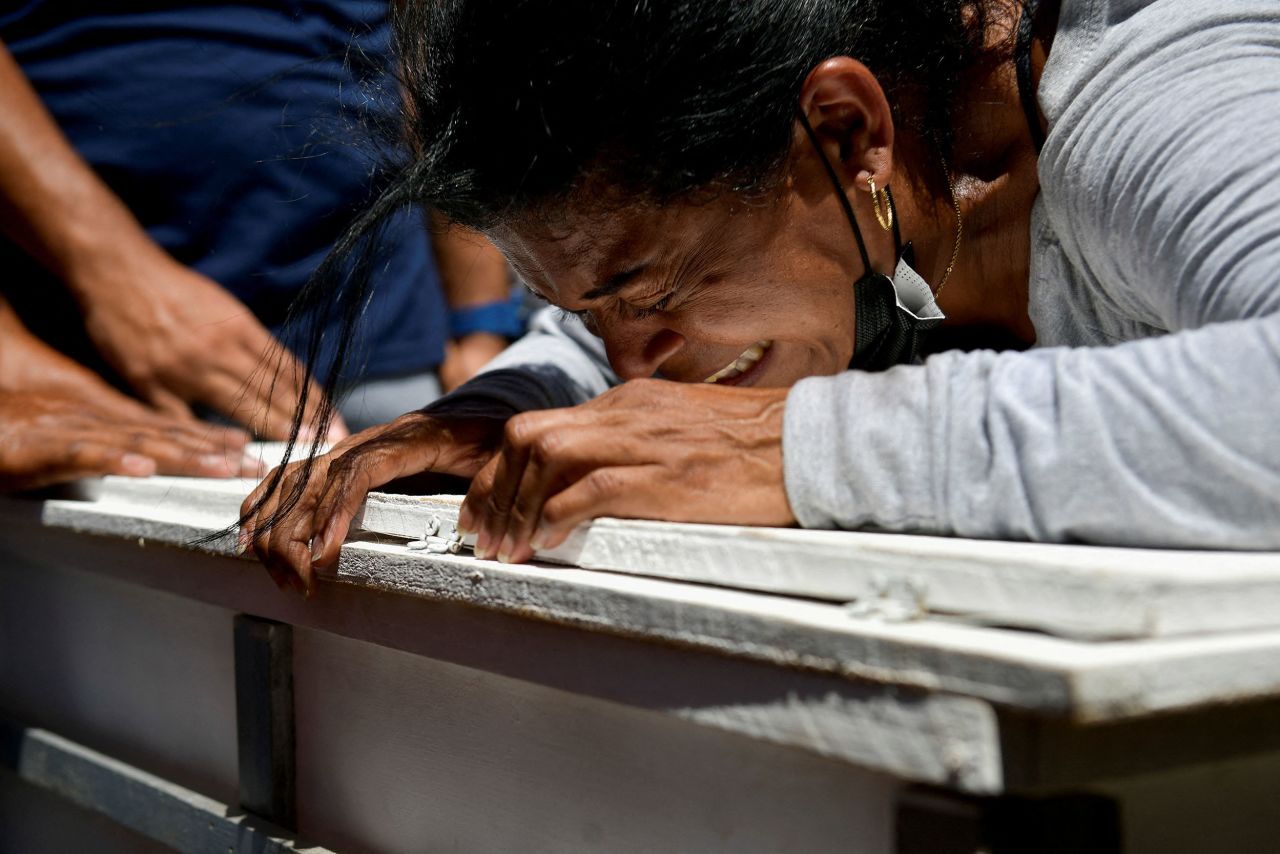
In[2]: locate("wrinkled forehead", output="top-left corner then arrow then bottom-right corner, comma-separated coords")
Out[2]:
486,201 -> 692,304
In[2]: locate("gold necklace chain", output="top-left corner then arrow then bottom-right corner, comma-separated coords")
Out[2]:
933,160 -> 964,298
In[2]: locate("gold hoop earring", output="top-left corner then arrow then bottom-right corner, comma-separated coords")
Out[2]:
868,176 -> 893,232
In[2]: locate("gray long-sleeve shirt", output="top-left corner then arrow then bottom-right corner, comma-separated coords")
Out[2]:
431,0 -> 1280,549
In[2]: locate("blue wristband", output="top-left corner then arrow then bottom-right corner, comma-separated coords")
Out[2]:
448,292 -> 525,339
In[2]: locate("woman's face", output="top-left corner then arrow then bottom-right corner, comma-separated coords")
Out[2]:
489,139 -> 903,388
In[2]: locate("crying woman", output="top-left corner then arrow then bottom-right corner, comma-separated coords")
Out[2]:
240,0 -> 1280,594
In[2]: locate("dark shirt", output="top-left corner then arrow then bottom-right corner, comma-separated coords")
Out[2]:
0,0 -> 446,383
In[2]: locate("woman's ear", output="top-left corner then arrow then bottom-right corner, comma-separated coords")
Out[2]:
796,57 -> 896,192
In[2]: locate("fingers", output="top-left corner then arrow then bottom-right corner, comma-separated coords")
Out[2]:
241,457 -> 323,595
74,379 -> 165,423
461,410 -> 632,564
253,346 -> 329,442
121,412 -> 256,476
125,429 -> 256,478
202,422 -> 253,450
54,407 -> 256,479
304,458 -> 378,571
237,429 -> 374,565
238,439 -> 393,596
41,354 -> 253,460
198,363 -> 296,441
192,335 -> 334,443
238,466 -> 283,554
463,420 -> 588,564
57,367 -> 253,454
238,412 -> 507,597
65,442 -> 158,481
535,466 -> 655,550
298,368 -> 349,442
307,429 -> 462,569
0,425 -> 237,492
144,385 -> 199,424
464,456 -> 652,564
6,438 -> 159,492
463,425 -> 532,562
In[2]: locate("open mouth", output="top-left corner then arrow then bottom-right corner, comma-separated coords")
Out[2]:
703,340 -> 773,385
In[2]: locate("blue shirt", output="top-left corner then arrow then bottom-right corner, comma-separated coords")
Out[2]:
0,0 -> 447,383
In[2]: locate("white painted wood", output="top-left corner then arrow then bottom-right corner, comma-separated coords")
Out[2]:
673,690 -> 1000,791
324,542 -> 1280,725
0,558 -> 240,804
18,478 -> 1280,728
292,627 -> 897,854
12,460 -> 1280,850
66,472 -> 1280,641
357,493 -> 1280,641
2,512 -> 1012,793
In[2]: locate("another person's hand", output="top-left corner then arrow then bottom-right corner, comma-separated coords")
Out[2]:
458,379 -> 795,564
0,307 -> 169,422
0,302 -> 255,484
240,410 -> 507,594
0,390 -> 259,492
0,43 -> 343,441
439,332 -> 508,393
73,247 -> 348,441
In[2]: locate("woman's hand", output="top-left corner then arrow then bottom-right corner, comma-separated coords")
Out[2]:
0,390 -> 255,492
457,379 -> 795,564
73,249 -> 347,441
239,410 -> 507,595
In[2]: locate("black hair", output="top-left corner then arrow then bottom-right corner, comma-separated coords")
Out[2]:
236,0 -> 994,540
395,0 -> 989,228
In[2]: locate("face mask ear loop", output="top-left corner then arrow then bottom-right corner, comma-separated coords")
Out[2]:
885,187 -> 904,259
797,111 -> 872,276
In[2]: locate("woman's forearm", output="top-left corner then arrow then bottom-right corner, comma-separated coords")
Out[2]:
784,315 -> 1280,549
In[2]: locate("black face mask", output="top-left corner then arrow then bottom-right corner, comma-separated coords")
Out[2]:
798,114 -> 945,371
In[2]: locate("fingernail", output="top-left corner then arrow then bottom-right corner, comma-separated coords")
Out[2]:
475,530 -> 491,559
457,505 -> 474,534
529,529 -> 548,551
497,536 -> 515,564
235,534 -> 249,556
120,453 -> 157,477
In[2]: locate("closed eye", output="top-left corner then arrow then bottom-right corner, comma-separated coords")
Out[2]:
555,306 -> 600,334
628,292 -> 674,320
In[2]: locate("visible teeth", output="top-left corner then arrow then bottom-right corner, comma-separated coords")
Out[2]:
704,341 -> 772,383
